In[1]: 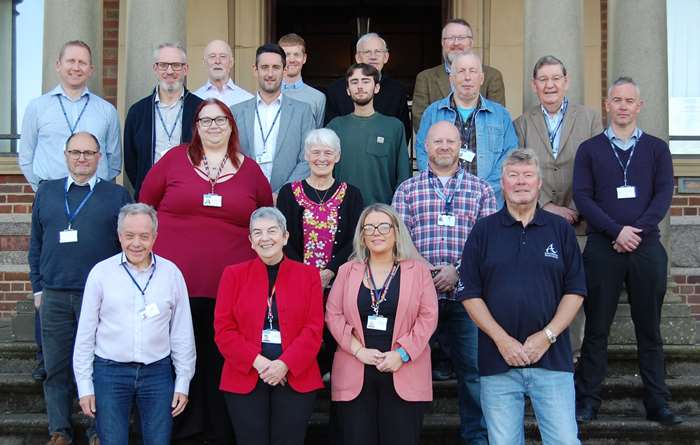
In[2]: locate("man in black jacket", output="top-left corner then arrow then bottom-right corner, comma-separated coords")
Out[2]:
124,42 -> 202,198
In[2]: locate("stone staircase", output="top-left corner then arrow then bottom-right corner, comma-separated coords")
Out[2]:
1,342 -> 699,444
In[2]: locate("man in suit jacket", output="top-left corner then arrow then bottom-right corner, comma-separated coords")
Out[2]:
413,19 -> 506,130
514,55 -> 603,360
231,44 -> 313,194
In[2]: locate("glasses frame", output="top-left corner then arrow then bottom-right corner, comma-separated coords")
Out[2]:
197,116 -> 229,127
155,62 -> 186,71
362,222 -> 394,236
65,149 -> 99,160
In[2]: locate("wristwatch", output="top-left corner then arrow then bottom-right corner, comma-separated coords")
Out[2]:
544,327 -> 557,344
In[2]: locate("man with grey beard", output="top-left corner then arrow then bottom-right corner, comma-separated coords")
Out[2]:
124,42 -> 203,198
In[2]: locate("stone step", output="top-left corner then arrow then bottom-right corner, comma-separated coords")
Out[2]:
0,342 -> 37,373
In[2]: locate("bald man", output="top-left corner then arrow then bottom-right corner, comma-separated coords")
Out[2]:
193,39 -> 253,106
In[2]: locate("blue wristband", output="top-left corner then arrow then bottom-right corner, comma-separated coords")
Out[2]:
396,347 -> 410,363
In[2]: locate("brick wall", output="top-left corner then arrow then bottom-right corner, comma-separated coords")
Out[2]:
670,179 -> 700,320
103,0 -> 119,106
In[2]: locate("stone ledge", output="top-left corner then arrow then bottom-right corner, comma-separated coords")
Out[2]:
671,216 -> 700,226
0,265 -> 30,273
0,215 -> 32,224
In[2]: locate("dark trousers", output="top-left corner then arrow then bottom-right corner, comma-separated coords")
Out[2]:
35,309 -> 43,362
334,366 -> 427,445
224,380 -> 317,445
575,235 -> 670,412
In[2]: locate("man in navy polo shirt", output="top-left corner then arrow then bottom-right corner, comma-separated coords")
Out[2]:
457,148 -> 585,444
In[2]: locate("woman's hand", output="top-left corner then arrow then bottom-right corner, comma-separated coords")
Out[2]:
355,347 -> 385,366
253,355 -> 272,374
376,350 -> 403,373
260,360 -> 289,386
320,269 -> 335,288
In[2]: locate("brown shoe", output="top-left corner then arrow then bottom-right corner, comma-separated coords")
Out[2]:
46,432 -> 71,445
89,435 -> 100,445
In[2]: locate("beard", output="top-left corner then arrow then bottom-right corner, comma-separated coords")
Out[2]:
352,95 -> 374,106
159,79 -> 183,93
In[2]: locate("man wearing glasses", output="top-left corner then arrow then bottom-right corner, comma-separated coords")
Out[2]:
324,33 -> 412,143
29,131 -> 132,445
193,39 -> 253,107
124,42 -> 203,198
413,19 -> 506,131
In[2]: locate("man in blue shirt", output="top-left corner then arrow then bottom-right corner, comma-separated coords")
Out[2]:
458,148 -> 585,445
19,41 -> 122,191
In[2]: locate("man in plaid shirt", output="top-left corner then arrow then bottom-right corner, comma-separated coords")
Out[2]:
393,121 -> 496,445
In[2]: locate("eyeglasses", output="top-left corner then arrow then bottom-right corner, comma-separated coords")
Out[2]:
197,116 -> 229,127
66,149 -> 99,160
155,62 -> 186,71
362,222 -> 393,235
358,49 -> 387,58
442,35 -> 473,43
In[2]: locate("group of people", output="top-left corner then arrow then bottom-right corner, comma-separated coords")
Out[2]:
20,15 -> 680,445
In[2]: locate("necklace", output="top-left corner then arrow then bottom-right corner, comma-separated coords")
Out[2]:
308,178 -> 334,204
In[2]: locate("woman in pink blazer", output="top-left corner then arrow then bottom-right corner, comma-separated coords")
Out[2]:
326,203 -> 438,445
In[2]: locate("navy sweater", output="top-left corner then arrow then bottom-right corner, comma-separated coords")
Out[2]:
29,178 -> 133,293
573,132 -> 673,242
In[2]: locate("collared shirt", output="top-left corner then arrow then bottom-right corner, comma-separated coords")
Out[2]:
541,98 -> 568,158
66,174 -> 98,191
193,78 -> 253,107
392,165 -> 497,300
18,85 -> 122,191
73,252 -> 196,398
282,78 -> 305,90
154,90 -> 184,163
605,126 -> 643,151
253,93 -> 283,181
282,78 -> 326,128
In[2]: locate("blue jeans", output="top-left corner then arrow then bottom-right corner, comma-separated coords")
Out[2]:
40,289 -> 96,441
440,300 -> 487,444
481,368 -> 579,445
94,355 -> 175,445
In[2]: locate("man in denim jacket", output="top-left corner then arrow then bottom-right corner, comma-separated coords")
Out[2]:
415,50 -> 517,205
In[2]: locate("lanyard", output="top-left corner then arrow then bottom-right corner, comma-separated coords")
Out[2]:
456,107 -> 478,150
543,98 -> 568,150
57,94 -> 90,135
432,169 -> 464,214
266,286 -> 277,330
365,263 -> 398,316
121,255 -> 157,308
64,178 -> 97,229
609,140 -> 637,186
202,153 -> 229,194
255,103 -> 282,152
155,100 -> 184,144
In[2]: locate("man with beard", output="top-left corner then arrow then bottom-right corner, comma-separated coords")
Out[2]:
232,43 -> 314,194
326,63 -> 410,205
124,42 -> 202,198
413,18 -> 506,130
193,39 -> 253,107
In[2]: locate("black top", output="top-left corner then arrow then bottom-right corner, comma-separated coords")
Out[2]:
276,180 -> 364,273
358,267 -> 401,353
261,259 -> 283,360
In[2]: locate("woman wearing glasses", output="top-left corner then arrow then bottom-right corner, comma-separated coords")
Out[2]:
139,98 -> 272,444
326,203 -> 438,445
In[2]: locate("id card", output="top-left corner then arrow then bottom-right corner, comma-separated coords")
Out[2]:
203,193 -> 223,207
262,329 -> 282,344
59,229 -> 78,244
459,148 -> 476,163
437,214 -> 456,227
256,150 -> 273,164
616,186 -> 636,199
367,315 -> 388,331
140,303 -> 160,320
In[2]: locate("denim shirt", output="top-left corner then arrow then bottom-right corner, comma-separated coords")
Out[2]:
415,93 -> 518,205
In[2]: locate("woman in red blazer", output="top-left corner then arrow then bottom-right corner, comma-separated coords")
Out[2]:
214,207 -> 324,445
326,203 -> 438,445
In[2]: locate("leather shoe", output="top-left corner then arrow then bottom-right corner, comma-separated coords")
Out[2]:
432,368 -> 452,381
646,406 -> 684,426
576,404 -> 598,423
46,432 -> 70,445
32,362 -> 46,382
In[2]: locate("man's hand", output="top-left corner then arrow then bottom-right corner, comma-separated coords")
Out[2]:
432,264 -> 459,293
260,360 -> 289,386
376,350 -> 403,373
33,292 -> 42,309
320,269 -> 335,288
615,226 -> 642,252
79,395 -> 96,418
522,330 -> 552,364
355,347 -> 385,366
494,335 -> 530,367
171,392 -> 188,417
543,203 -> 579,225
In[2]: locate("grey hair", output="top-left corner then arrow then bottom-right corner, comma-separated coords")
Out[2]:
450,50 -> 483,73
153,42 -> 187,63
249,207 -> 287,233
501,148 -> 542,178
356,33 -> 388,53
350,203 -> 417,263
607,76 -> 640,98
532,55 -> 567,78
117,203 -> 158,235
304,128 -> 341,155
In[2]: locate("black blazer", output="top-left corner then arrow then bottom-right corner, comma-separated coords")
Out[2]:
124,88 -> 202,198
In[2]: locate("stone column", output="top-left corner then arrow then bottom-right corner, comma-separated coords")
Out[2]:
42,0 -> 103,95
123,0 -> 186,112
523,0 -> 584,110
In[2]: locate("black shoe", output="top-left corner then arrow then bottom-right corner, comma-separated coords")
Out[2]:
31,363 -> 46,382
432,368 -> 452,381
576,404 -> 598,423
646,406 -> 684,426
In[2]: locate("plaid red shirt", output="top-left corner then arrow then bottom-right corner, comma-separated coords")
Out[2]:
392,165 -> 497,299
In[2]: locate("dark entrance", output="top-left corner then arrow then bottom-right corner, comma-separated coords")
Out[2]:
270,0 -> 448,96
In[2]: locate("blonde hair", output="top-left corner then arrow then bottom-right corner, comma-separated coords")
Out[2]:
350,203 -> 416,263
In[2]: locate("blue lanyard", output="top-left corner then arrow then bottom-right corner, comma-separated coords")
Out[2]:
543,98 -> 568,150
255,103 -> 282,151
121,255 -> 157,297
432,169 -> 464,213
57,94 -> 90,134
155,100 -> 184,143
609,140 -> 637,186
64,178 -> 97,229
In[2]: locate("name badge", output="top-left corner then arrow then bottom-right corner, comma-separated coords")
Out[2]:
59,229 -> 78,244
256,150 -> 274,164
140,303 -> 160,320
460,148 -> 476,163
203,193 -> 223,207
437,214 -> 456,227
616,186 -> 636,199
376,136 -> 385,144
262,329 -> 282,344
367,315 -> 388,331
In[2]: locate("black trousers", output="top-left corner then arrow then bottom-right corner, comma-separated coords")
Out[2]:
334,366 -> 427,445
224,380 -> 317,445
575,235 -> 670,412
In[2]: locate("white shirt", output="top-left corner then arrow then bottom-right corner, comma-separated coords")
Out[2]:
73,253 -> 196,397
193,79 -> 254,107
253,93 -> 283,181
154,90 -> 184,163
66,174 -> 98,191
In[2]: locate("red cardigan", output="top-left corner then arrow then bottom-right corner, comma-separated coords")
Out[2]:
214,257 -> 324,394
